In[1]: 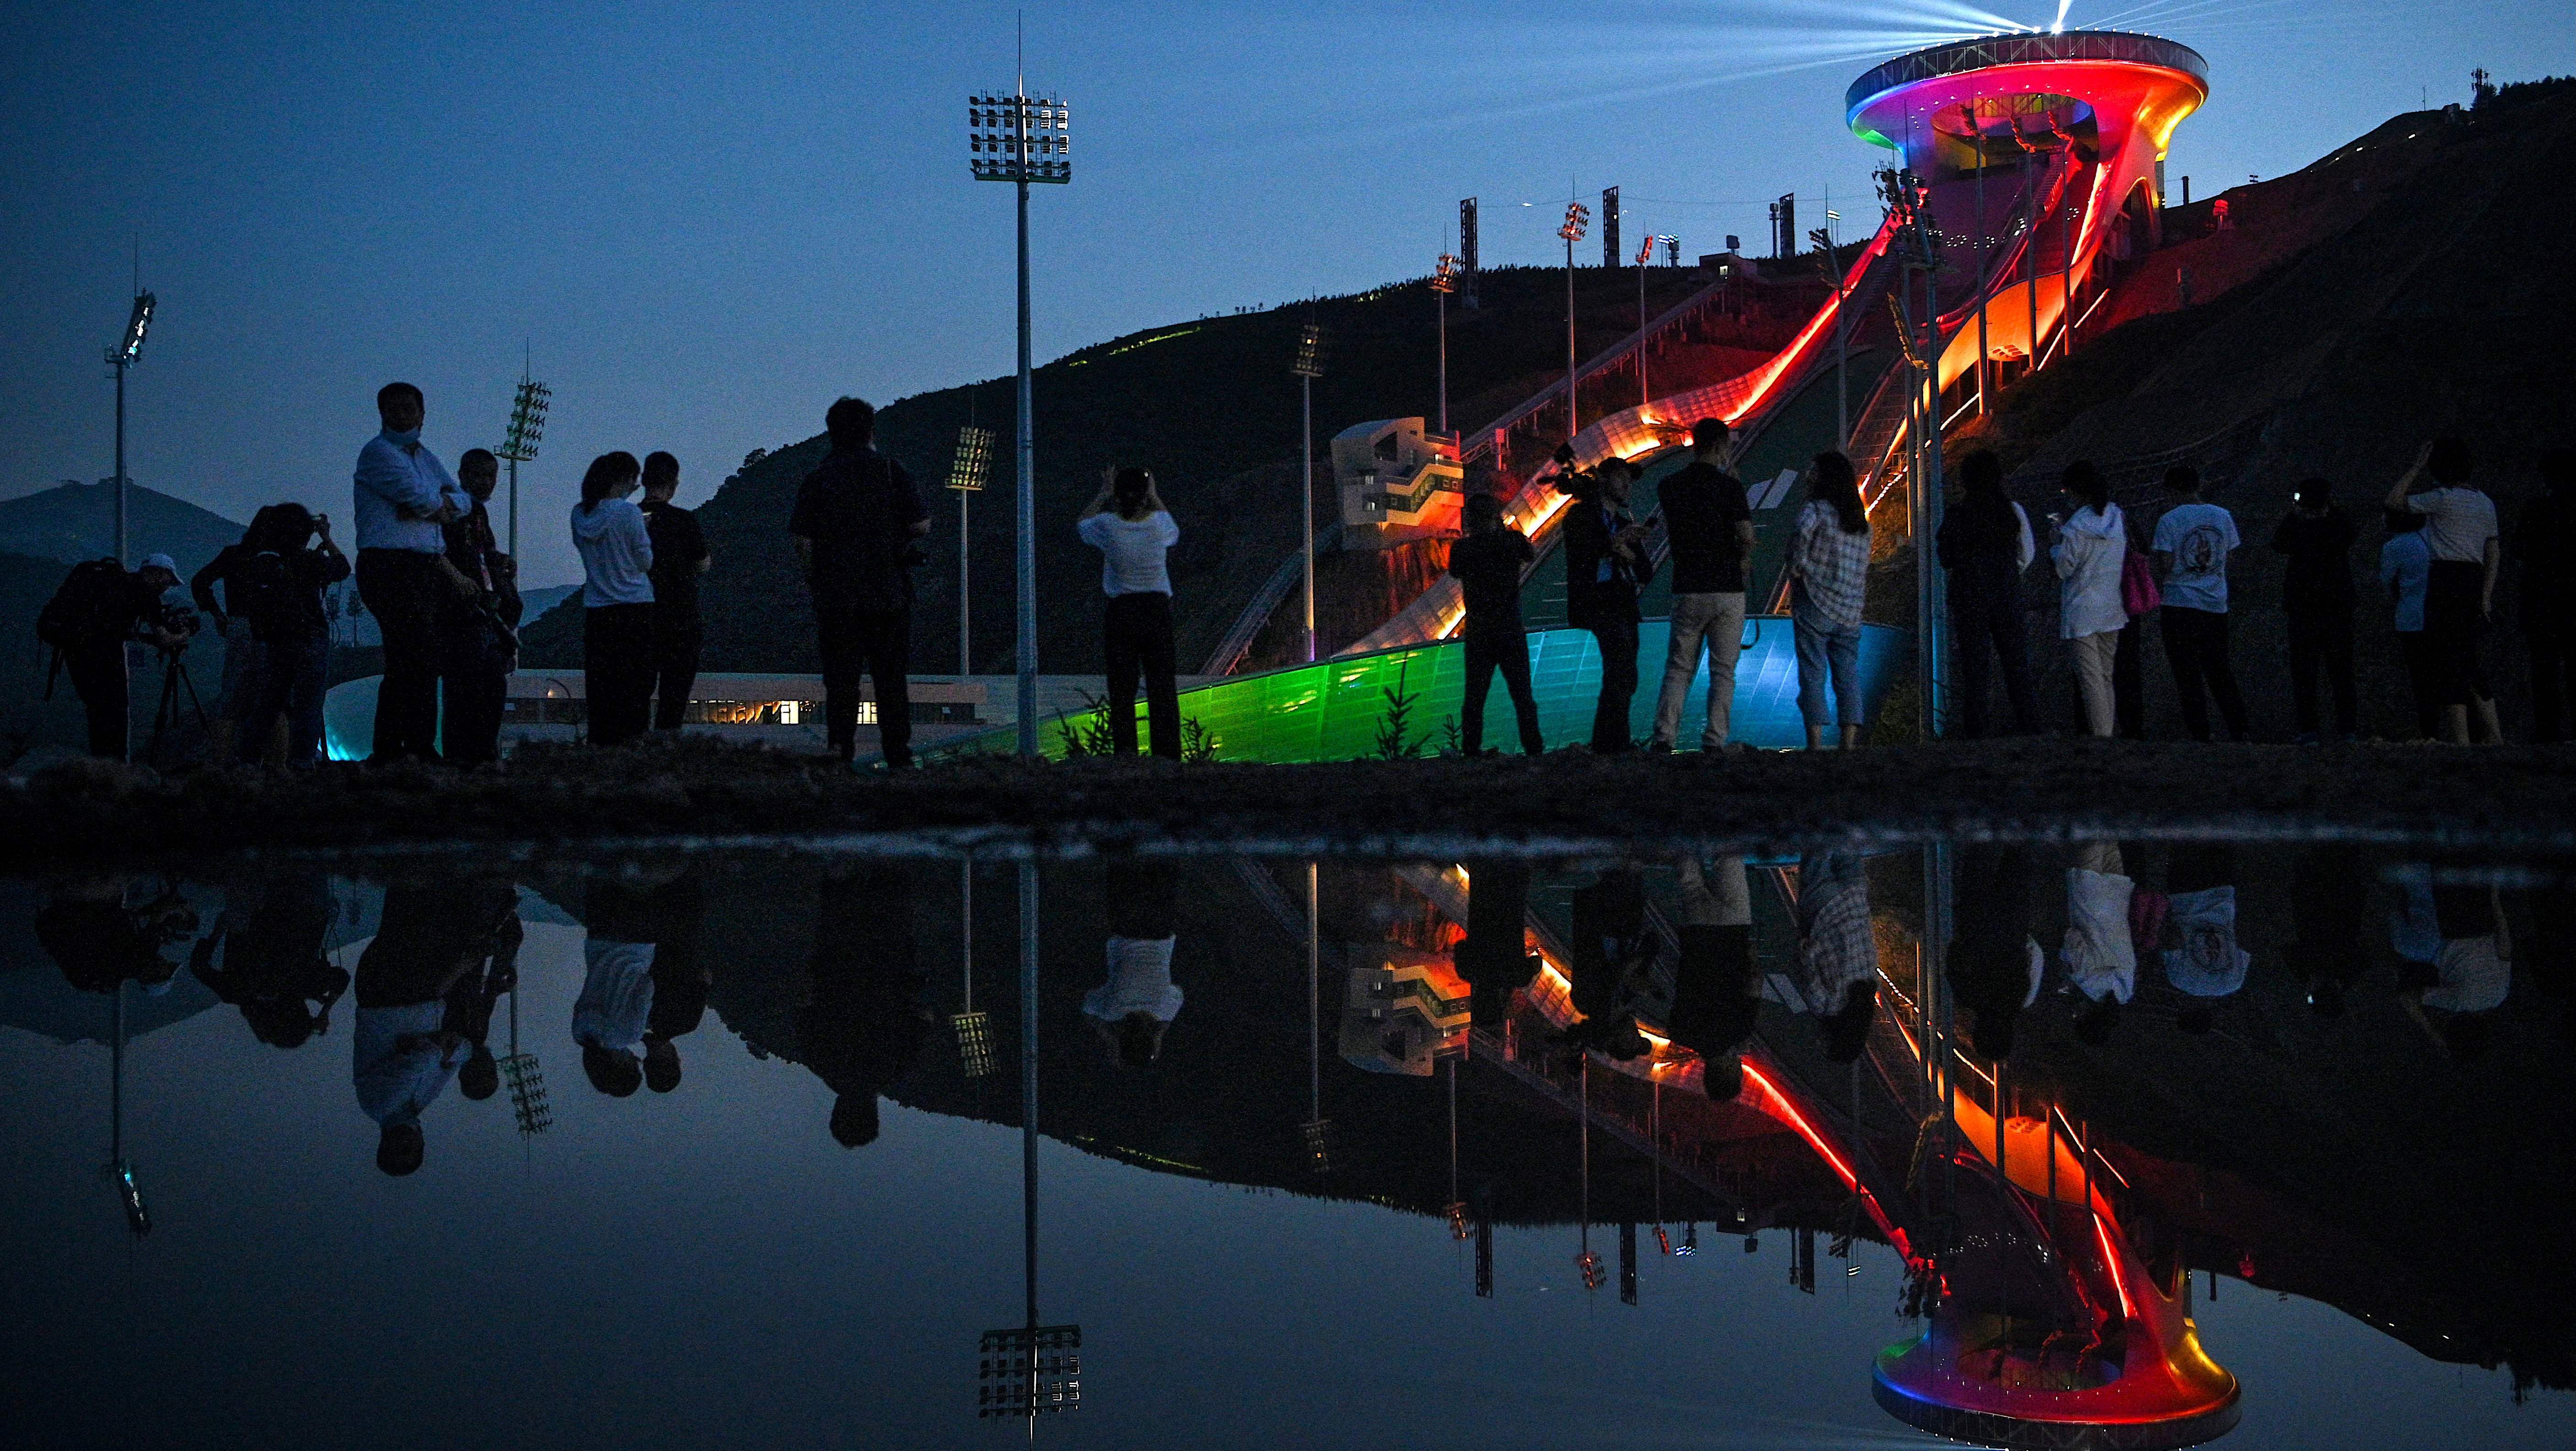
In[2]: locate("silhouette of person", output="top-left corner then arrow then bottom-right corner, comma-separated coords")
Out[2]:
1085,861 -> 1181,1067
2392,862 -> 2512,1062
1668,854 -> 1760,1099
574,876 -> 660,1098
1795,853 -> 1878,1062
354,876 -> 514,1175
448,911 -> 521,1102
189,869 -> 349,1049
640,872 -> 708,1094
796,865 -> 931,1146
1949,845 -> 2041,1061
1453,859 -> 1541,1030
2160,844 -> 2249,1036
2284,847 -> 2365,1019
1565,867 -> 1652,1058
36,876 -> 196,996
2061,841 -> 2137,1046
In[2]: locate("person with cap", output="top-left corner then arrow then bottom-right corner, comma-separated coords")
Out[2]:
2270,478 -> 2359,743
37,551 -> 189,760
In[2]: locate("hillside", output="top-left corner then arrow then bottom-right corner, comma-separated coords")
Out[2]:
518,262 -> 1810,676
1947,76 -> 2576,740
0,482 -> 245,580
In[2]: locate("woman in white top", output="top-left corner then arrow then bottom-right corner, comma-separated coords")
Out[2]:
1077,467 -> 1182,758
2383,436 -> 2503,743
570,451 -> 655,746
2049,461 -> 2130,737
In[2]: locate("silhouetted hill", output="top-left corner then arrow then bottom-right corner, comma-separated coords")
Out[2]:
0,482 -> 245,581
519,263 -> 1751,674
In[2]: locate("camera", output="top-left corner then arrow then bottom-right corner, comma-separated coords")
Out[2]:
155,604 -> 201,652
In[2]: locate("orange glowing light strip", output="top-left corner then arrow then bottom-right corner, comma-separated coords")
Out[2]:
2094,1211 -> 2136,1321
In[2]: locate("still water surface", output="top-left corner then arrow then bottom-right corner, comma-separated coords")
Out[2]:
3,842 -> 2570,1449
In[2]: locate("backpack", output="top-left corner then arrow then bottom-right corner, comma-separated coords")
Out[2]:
37,558 -> 131,651
226,550 -> 295,640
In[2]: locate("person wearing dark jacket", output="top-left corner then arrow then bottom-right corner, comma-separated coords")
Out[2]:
189,870 -> 348,1048
1948,844 -> 2039,1060
797,865 -> 932,1147
1561,454 -> 1652,753
791,397 -> 930,767
191,509 -> 279,763
201,506 -> 350,767
2270,478 -> 2359,743
1936,450 -> 2040,737
640,451 -> 710,732
1447,493 -> 1543,755
440,451 -> 518,765
1453,858 -> 1540,1029
1648,419 -> 1755,753
2516,448 -> 2576,742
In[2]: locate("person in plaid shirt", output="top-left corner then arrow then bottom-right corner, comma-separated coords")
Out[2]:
1789,451 -> 1872,749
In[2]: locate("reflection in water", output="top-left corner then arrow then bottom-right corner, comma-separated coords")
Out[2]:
5,842 -> 2574,1446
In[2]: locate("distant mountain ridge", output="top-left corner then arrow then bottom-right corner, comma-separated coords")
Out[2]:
0,483 -> 246,581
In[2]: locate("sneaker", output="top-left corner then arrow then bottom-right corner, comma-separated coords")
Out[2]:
1645,739 -> 1673,756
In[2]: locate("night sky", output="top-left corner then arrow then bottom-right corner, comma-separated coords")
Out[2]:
5,1 -> 2567,587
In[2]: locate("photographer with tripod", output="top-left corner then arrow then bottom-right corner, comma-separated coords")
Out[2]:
37,552 -> 191,760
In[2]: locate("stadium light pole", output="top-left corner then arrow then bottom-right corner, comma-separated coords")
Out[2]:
1292,323 -> 1328,663
496,362 -> 551,559
1558,201 -> 1590,440
969,61 -> 1070,758
1430,254 -> 1460,437
946,425 -> 996,676
107,289 -> 155,568
1634,234 -> 1653,407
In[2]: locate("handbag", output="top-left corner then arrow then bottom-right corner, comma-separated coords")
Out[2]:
2120,546 -> 2162,617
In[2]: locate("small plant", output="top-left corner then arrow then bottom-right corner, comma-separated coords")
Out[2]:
1181,717 -> 1219,764
1439,714 -> 1462,758
1373,660 -> 1423,761
1051,691 -> 1116,758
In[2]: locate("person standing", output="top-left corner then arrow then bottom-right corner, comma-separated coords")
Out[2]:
1561,453 -> 1652,753
39,553 -> 186,759
1794,851 -> 1878,1063
1446,493 -> 1542,756
640,452 -> 710,732
1788,451 -> 1871,751
2049,462 -> 2130,738
2061,839 -> 2137,1045
571,452 -> 655,747
441,450 -> 519,765
1076,467 -> 1182,758
1085,861 -> 1184,1067
1936,449 -> 2041,737
2270,477 -> 2359,743
2379,508 -> 2442,739
1666,852 -> 1759,1100
226,505 -> 349,767
2149,466 -> 2251,741
2385,437 -> 2502,744
1648,419 -> 1756,753
791,398 -> 930,768
190,508 -> 278,764
2514,447 -> 2575,742
352,382 -> 468,764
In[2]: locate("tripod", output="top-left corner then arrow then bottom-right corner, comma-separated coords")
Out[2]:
148,646 -> 210,763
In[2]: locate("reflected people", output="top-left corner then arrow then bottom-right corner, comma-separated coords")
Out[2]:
1452,860 -> 1540,1029
2286,846 -> 2366,1017
189,869 -> 348,1048
1564,866 -> 1652,1058
1794,852 -> 1877,1062
2392,862 -> 2512,1062
353,876 -> 516,1176
796,865 -> 931,1148
2061,840 -> 2138,1045
36,875 -> 197,996
2160,844 -> 2249,1036
583,868 -> 706,1094
1947,844 -> 2040,1061
1084,861 -> 1182,1068
1666,853 -> 1758,1099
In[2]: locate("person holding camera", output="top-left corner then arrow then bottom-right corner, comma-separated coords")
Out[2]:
790,397 -> 929,768
441,450 -> 519,764
37,551 -> 188,759
1559,447 -> 1654,753
353,382 -> 470,764
213,504 -> 349,767
1077,466 -> 1181,758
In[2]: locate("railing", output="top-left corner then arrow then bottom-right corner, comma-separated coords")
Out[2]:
1845,29 -> 2209,120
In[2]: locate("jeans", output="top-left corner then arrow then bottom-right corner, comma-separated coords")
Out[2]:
653,609 -> 701,731
1460,624 -> 1542,755
2160,605 -> 2249,741
1948,583 -> 2040,737
242,633 -> 331,767
814,596 -> 911,764
1587,618 -> 1640,752
1792,605 -> 1864,731
584,604 -> 656,747
2070,630 -> 2119,737
356,548 -> 446,761
2285,605 -> 2356,736
1104,591 -> 1180,758
1652,591 -> 1746,748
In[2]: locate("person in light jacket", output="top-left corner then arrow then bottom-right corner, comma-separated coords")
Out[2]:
2050,461 -> 2130,738
571,452 -> 655,747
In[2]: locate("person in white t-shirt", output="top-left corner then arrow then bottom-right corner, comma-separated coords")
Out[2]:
2394,865 -> 2511,1061
2149,466 -> 2251,741
2384,437 -> 2503,744
1076,468 -> 1183,758
2061,840 -> 2137,1046
2160,844 -> 2248,1036
1085,862 -> 1182,1067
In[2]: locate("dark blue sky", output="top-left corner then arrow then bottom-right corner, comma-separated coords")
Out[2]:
5,1 -> 2566,586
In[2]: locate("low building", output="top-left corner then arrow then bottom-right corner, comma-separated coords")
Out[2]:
1333,417 -> 1464,549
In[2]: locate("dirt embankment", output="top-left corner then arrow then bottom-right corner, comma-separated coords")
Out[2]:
9,736 -> 2572,865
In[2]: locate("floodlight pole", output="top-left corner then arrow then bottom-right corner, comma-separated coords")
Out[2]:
1558,200 -> 1589,443
113,354 -> 129,568
1437,283 -> 1449,437
1302,370 -> 1314,662
959,484 -> 973,676
1015,169 -> 1039,755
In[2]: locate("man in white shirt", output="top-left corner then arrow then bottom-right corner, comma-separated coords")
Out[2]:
2149,466 -> 2251,741
1077,468 -> 1184,758
353,382 -> 470,764
2385,437 -> 2503,744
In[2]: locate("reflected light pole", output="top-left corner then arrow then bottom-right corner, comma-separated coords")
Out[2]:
968,59 -> 1070,757
945,425 -> 995,676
